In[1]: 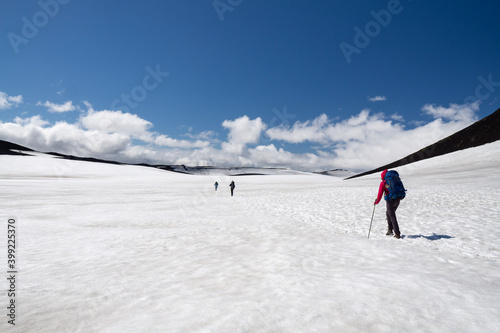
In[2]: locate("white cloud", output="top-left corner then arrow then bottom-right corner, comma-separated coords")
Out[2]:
222,115 -> 266,144
184,130 -> 218,141
265,103 -> 479,171
0,92 -> 23,109
14,115 -> 50,127
368,96 -> 386,102
154,135 -> 209,149
37,100 -> 76,113
266,110 -> 397,145
80,108 -> 153,141
79,107 -> 211,149
247,144 -> 321,170
0,104 -> 212,162
391,113 -> 404,122
0,116 -> 130,157
222,116 -> 267,154
422,102 -> 479,122
266,114 -> 330,144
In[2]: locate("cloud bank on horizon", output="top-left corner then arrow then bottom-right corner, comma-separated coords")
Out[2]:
0,90 -> 482,172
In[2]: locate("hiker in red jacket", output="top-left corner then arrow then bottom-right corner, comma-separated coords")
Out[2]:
374,169 -> 401,239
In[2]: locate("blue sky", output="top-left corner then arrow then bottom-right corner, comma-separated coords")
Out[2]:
1,0 -> 499,171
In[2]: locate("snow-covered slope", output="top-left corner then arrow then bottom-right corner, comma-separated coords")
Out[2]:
0,142 -> 499,332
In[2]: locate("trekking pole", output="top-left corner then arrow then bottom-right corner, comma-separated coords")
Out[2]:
367,204 -> 376,239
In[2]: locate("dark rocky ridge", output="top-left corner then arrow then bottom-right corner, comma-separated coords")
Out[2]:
0,140 -> 34,155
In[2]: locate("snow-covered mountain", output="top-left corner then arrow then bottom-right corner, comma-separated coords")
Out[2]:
0,139 -> 498,332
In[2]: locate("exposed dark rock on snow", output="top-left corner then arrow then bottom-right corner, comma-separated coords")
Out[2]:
314,169 -> 353,177
0,140 -> 34,155
46,152 -> 123,165
345,108 -> 500,180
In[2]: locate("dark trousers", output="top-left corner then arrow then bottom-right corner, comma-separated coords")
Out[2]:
230,188 -> 234,196
386,199 -> 401,235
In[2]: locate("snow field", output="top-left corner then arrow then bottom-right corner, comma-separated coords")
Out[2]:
0,142 -> 499,332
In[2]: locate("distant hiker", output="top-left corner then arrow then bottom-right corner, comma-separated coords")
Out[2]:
374,169 -> 406,239
214,181 -> 218,191
229,180 -> 235,196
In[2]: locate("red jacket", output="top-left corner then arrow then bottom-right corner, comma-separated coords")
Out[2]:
374,169 -> 388,205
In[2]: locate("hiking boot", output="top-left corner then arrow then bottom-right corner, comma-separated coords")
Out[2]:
386,228 -> 393,236
394,233 -> 401,239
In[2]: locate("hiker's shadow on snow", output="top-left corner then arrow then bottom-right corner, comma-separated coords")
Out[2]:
406,233 -> 455,241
